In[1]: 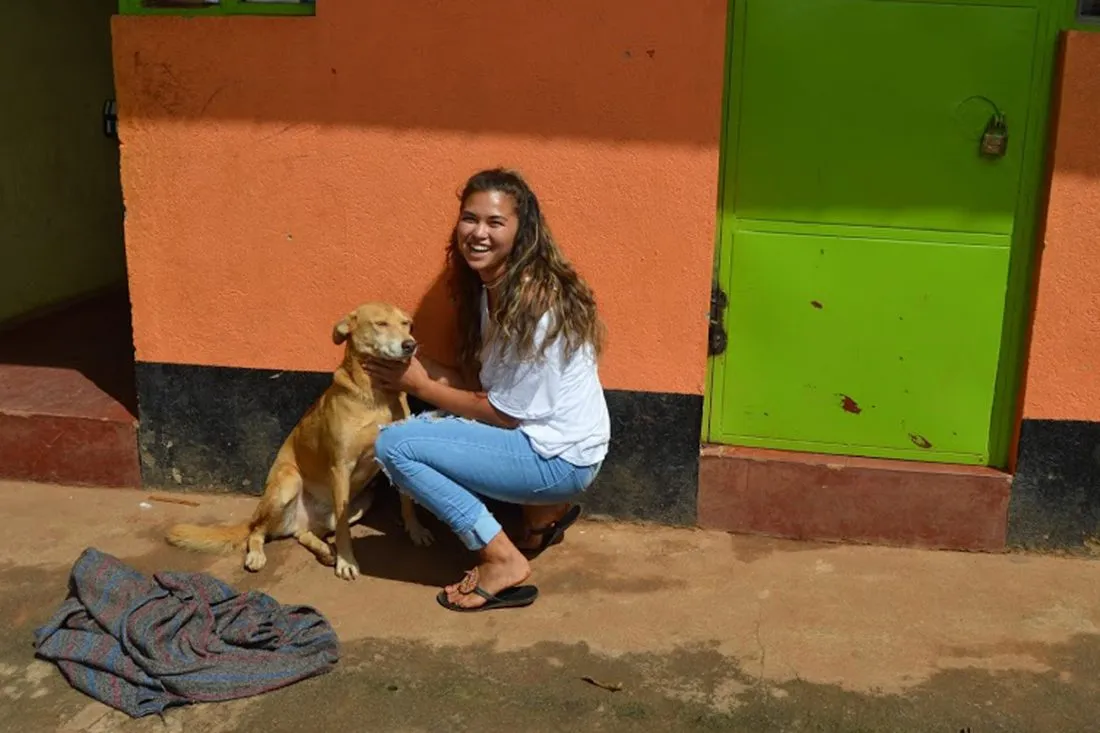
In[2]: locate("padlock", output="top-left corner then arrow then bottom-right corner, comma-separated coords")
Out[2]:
980,112 -> 1008,158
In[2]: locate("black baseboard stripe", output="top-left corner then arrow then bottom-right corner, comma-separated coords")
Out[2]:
134,361 -> 703,526
1008,418 -> 1100,553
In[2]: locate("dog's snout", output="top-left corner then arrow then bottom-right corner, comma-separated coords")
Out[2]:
401,339 -> 417,355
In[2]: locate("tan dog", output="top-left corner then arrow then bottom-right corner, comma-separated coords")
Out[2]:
165,302 -> 433,581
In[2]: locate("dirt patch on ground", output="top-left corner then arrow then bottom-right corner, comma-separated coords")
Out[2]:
2,555 -> 1099,733
4,482 -> 1100,731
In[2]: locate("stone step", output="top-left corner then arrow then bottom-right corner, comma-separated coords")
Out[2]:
0,290 -> 140,487
698,444 -> 1012,552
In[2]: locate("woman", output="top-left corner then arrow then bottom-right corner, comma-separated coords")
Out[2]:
367,168 -> 610,612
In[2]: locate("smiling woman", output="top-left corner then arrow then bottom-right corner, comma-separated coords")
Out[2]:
366,168 -> 610,613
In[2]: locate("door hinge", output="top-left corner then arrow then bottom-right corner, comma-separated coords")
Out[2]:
708,282 -> 728,357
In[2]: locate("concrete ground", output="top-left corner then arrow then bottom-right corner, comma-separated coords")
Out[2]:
2,482 -> 1100,732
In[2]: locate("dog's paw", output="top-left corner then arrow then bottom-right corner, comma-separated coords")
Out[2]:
314,545 -> 336,567
244,550 -> 267,572
334,554 -> 360,581
406,522 -> 434,547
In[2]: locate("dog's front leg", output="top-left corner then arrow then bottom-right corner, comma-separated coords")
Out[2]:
331,467 -> 359,581
399,493 -> 435,547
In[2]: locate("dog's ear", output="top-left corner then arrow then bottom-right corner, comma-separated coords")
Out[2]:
332,314 -> 354,344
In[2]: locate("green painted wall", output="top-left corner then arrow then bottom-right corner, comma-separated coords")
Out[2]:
0,0 -> 126,326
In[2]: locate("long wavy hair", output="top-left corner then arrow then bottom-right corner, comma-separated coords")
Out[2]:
447,168 -> 605,370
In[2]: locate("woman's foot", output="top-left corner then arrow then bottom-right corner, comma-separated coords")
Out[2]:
443,532 -> 531,610
515,503 -> 575,550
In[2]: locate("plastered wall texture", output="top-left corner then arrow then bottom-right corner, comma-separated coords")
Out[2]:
1022,31 -> 1100,422
110,0 -> 727,396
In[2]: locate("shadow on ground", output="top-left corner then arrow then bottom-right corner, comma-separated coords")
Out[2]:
347,484 -> 535,588
2,557 -> 1100,732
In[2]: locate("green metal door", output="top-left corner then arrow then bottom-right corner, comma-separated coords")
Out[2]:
707,0 -> 1058,466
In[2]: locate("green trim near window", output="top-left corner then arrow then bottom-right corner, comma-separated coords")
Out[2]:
1062,0 -> 1100,31
699,0 -> 739,444
118,0 -> 314,16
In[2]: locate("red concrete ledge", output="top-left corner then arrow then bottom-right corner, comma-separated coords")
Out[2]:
0,365 -> 140,488
698,445 -> 1012,552
0,412 -> 140,488
0,289 -> 140,488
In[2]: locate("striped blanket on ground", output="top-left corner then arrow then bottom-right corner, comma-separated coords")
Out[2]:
33,547 -> 339,718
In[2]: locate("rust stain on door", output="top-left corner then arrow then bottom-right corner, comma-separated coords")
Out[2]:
839,395 -> 862,414
909,433 -> 933,449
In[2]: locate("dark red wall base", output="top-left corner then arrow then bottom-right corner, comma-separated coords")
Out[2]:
0,366 -> 139,488
0,290 -> 140,488
698,445 -> 1012,552
0,411 -> 140,487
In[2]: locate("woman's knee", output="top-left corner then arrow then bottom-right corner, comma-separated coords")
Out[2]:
375,415 -> 435,465
375,420 -> 412,468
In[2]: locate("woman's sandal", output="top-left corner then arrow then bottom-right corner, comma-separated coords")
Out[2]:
520,505 -> 582,558
435,568 -> 539,613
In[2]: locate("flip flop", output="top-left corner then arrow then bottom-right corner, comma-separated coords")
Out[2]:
521,504 -> 582,558
436,584 -> 539,613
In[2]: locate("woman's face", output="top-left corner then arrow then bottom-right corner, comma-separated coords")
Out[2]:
455,190 -> 519,283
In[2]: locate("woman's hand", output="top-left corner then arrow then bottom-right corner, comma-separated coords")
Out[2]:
364,355 -> 432,396
365,355 -> 516,428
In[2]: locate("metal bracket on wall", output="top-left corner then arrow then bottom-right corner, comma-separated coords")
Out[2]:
103,99 -> 118,140
708,282 -> 728,356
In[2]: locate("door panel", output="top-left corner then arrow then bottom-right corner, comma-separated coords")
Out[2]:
734,0 -> 1038,234
720,230 -> 1011,463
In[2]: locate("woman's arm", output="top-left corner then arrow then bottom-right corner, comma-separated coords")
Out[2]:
418,354 -> 478,391
365,356 -> 518,429
414,379 -> 519,429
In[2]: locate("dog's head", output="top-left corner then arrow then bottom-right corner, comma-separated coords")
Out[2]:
332,302 -> 417,362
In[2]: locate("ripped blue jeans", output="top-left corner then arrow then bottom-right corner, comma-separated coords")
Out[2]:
374,413 -> 601,551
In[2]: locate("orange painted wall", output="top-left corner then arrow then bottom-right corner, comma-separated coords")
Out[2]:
1021,31 -> 1100,421
109,1 -> 726,396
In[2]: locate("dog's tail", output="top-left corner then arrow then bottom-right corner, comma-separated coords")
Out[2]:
165,522 -> 251,554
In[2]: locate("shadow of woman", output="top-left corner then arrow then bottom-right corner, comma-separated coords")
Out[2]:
349,487 -> 470,588
349,473 -> 525,589
349,481 -> 525,588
